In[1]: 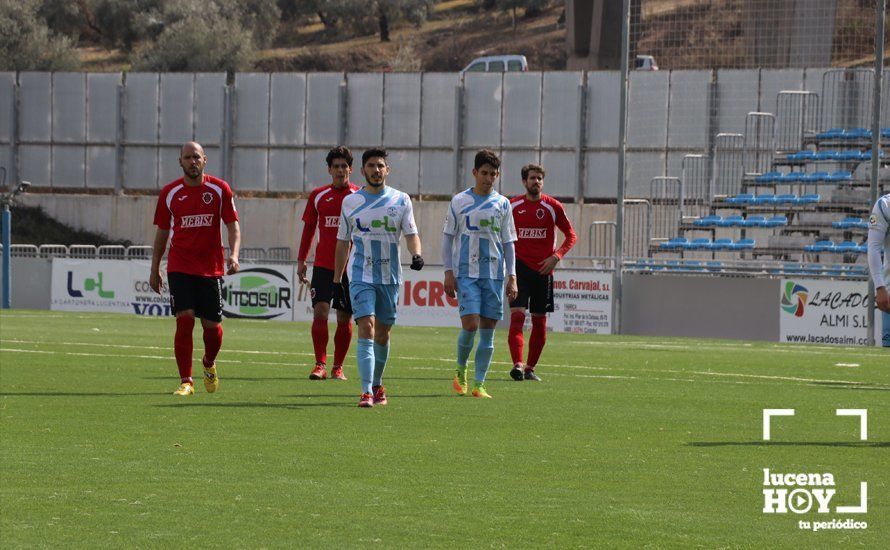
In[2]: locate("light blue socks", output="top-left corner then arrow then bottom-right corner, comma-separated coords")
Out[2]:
373,341 -> 390,386
457,329 -> 476,369
357,338 -> 374,394
474,329 -> 495,383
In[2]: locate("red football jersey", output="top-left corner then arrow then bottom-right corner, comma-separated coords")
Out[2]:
298,182 -> 360,270
509,194 -> 577,269
153,174 -> 239,277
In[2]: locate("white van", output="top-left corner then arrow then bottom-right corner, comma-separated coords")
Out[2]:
461,55 -> 529,74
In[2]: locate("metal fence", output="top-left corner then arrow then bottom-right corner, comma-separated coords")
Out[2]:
4,66 -> 889,200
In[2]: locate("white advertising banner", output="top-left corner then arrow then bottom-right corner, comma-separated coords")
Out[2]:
51,259 -> 142,314
779,278 -> 874,346
294,265 -> 613,333
51,259 -> 295,321
550,270 -> 613,334
221,265 -> 296,322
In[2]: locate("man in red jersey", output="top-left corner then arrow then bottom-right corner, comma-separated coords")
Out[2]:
297,146 -> 360,381
507,164 -> 577,382
150,141 -> 241,396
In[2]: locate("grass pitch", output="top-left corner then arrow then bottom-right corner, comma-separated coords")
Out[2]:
1,310 -> 887,548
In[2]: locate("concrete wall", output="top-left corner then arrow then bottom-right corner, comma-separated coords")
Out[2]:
621,273 -> 779,340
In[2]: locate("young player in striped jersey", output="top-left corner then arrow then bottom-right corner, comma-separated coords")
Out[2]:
507,164 -> 577,380
333,148 -> 424,407
297,147 -> 360,381
442,149 -> 518,398
867,193 -> 890,346
150,141 -> 241,396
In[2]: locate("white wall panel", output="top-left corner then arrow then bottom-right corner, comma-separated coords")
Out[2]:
347,73 -> 383,146
421,73 -> 458,147
53,73 -> 86,142
125,73 -> 159,143
270,73 -> 305,145
463,73 -> 502,147
586,71 -> 620,148
383,73 -> 421,147
234,74 -> 269,144
306,73 -> 342,145
160,73 -> 194,143
543,72 -> 583,147
502,72 -> 541,147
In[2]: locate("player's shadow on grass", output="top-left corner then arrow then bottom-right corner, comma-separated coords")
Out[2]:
0,391 -> 161,397
687,441 -> 889,448
808,381 -> 890,391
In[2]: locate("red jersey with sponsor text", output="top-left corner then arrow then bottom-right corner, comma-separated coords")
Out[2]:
509,194 -> 577,269
298,182 -> 360,270
153,174 -> 239,277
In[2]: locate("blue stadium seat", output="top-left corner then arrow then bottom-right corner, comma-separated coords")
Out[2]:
845,128 -> 871,139
834,241 -> 858,253
693,215 -> 722,227
711,238 -> 734,250
743,215 -> 768,227
783,172 -> 807,183
753,194 -> 777,205
732,238 -> 756,250
765,215 -> 788,227
804,240 -> 835,252
882,128 -> 890,140
815,128 -> 844,140
706,261 -> 724,271
795,194 -> 820,205
832,217 -> 865,229
725,194 -> 755,205
689,238 -> 713,250
837,150 -> 863,161
827,171 -> 853,183
717,215 -> 745,227
660,237 -> 690,250
755,172 -> 783,184
802,172 -> 830,183
774,194 -> 797,205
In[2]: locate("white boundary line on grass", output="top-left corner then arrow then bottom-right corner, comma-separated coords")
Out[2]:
3,339 -> 888,389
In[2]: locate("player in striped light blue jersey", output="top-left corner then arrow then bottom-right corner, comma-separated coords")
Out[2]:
334,148 -> 424,407
867,192 -> 890,346
442,149 -> 518,398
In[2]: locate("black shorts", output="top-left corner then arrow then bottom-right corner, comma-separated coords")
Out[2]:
310,267 -> 352,314
509,260 -> 554,314
167,272 -> 224,322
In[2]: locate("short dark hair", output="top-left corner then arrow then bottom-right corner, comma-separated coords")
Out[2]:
362,148 -> 388,166
474,149 -> 500,171
521,163 -> 545,180
326,146 -> 353,168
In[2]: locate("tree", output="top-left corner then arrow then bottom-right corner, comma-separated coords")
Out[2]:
0,0 -> 80,71
132,1 -> 255,72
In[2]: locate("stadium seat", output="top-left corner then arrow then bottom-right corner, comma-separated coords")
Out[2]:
845,128 -> 871,139
765,215 -> 788,227
689,238 -> 713,250
693,215 -> 722,227
711,238 -> 734,250
795,194 -> 820,205
834,241 -> 859,253
731,238 -> 756,250
882,128 -> 890,140
815,128 -> 844,140
782,172 -> 807,184
753,194 -> 777,205
836,150 -> 862,161
827,171 -> 853,183
802,172 -> 830,183
660,237 -> 690,250
804,240 -> 834,252
717,215 -> 745,227
755,172 -> 783,184
705,261 -> 724,272
725,194 -> 755,205
774,194 -> 797,205
832,217 -> 866,229
743,215 -> 767,227
855,244 -> 868,254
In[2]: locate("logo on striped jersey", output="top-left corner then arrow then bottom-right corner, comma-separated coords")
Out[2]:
356,215 -> 397,232
465,216 -> 500,232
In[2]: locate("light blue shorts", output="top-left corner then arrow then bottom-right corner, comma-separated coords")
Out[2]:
456,277 -> 504,320
349,282 -> 399,325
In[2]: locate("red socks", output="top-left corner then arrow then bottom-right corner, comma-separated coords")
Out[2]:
333,321 -> 353,367
508,311 -> 526,365
527,315 -> 547,369
174,315 -> 195,382
311,318 -> 329,364
203,323 -> 223,365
